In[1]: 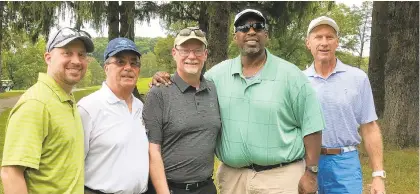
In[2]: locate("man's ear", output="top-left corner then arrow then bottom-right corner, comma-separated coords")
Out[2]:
305,38 -> 310,50
44,52 -> 52,66
171,47 -> 177,57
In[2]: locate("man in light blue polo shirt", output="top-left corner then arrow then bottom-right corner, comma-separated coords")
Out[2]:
151,9 -> 325,194
303,16 -> 386,194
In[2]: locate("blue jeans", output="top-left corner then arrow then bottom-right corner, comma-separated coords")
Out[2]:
317,150 -> 362,194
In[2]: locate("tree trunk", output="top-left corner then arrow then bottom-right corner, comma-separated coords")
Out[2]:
368,2 -> 388,118
120,1 -> 135,41
107,1 -> 119,41
206,2 -> 230,70
0,1 -> 3,93
373,1 -> 419,147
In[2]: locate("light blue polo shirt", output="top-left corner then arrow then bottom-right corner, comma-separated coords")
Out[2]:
303,59 -> 378,148
205,50 -> 325,168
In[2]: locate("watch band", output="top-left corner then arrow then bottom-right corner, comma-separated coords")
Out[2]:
372,170 -> 386,178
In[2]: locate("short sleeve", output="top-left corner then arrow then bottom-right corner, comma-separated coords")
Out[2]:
142,88 -> 164,145
358,76 -> 378,124
292,82 -> 325,136
2,100 -> 49,170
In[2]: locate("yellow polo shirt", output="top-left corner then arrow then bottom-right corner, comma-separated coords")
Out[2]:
2,73 -> 84,193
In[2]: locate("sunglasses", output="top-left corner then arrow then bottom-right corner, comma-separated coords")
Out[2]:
48,27 -> 92,52
178,27 -> 206,37
235,23 -> 266,33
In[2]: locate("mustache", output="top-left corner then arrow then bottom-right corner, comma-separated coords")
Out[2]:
121,70 -> 136,78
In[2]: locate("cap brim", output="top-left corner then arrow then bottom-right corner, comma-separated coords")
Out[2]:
107,48 -> 142,59
307,21 -> 339,36
234,12 -> 266,26
174,37 -> 208,47
54,36 -> 95,53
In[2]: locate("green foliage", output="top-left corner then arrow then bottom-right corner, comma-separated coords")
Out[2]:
140,52 -> 158,77
154,36 -> 176,73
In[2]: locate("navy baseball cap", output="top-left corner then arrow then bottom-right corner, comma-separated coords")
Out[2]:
103,37 -> 141,61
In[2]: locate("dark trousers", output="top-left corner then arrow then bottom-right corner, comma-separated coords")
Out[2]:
144,180 -> 217,194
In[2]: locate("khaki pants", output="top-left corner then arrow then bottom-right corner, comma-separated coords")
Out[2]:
216,160 -> 305,194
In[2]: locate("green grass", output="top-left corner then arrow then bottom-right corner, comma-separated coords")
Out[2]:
0,108 -> 11,194
137,77 -> 152,94
0,91 -> 24,99
360,146 -> 418,194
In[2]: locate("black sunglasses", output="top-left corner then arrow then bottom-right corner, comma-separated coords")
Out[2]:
235,23 -> 266,33
48,27 -> 92,52
178,27 -> 206,37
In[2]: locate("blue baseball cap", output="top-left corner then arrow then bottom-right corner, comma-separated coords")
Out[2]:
103,37 -> 141,61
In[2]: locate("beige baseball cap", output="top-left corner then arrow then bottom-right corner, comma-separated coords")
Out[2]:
307,16 -> 339,36
174,27 -> 208,47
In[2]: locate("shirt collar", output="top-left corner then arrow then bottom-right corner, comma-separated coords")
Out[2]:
307,58 -> 348,77
37,73 -> 75,104
231,49 -> 277,80
172,71 -> 210,93
100,82 -> 135,104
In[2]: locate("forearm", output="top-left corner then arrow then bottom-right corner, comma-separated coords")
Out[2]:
1,166 -> 28,194
361,121 -> 384,171
149,148 -> 170,194
303,131 -> 322,166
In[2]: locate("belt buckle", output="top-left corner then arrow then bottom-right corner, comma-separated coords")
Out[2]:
185,183 -> 198,191
185,183 -> 192,191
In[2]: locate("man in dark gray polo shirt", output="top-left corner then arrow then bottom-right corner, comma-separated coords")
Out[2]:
143,27 -> 221,194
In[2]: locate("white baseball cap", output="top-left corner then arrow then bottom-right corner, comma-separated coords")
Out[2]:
307,16 -> 339,36
234,9 -> 266,32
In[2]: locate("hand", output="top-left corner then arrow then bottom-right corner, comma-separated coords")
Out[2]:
298,171 -> 318,194
149,71 -> 172,88
370,177 -> 385,194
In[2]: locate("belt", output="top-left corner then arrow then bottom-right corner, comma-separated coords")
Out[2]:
167,177 -> 213,191
321,145 -> 357,155
84,186 -> 113,194
244,158 -> 302,172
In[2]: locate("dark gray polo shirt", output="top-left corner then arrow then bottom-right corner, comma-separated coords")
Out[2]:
143,72 -> 221,183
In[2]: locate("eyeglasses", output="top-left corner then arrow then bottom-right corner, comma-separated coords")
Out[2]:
48,27 -> 92,52
235,23 -> 266,33
178,27 -> 206,37
107,58 -> 141,68
175,47 -> 205,57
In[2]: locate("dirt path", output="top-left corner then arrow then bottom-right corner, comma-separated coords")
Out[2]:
0,95 -> 21,114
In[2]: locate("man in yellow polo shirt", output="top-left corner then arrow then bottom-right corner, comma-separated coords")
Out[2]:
1,27 -> 94,194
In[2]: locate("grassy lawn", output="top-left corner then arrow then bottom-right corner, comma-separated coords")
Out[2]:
0,91 -> 24,99
0,80 -> 418,193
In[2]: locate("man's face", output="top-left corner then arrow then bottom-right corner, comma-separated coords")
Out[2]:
172,39 -> 207,76
234,17 -> 268,57
305,24 -> 339,63
104,51 -> 141,90
44,39 -> 88,86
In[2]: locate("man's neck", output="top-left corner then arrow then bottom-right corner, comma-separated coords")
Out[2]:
241,50 -> 266,68
47,72 -> 73,95
314,58 -> 337,79
178,71 -> 201,89
106,81 -> 133,103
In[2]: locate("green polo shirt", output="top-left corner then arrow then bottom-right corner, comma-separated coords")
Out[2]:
205,50 -> 325,168
2,73 -> 84,193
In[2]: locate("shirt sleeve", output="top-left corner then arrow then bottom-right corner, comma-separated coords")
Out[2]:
77,105 -> 93,159
292,82 -> 326,136
2,100 -> 49,170
142,88 -> 164,145
358,76 -> 378,124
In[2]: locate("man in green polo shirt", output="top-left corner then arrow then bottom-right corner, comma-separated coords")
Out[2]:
151,9 -> 324,194
1,27 -> 94,194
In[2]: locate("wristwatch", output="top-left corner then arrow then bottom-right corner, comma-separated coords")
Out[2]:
372,170 -> 386,178
306,165 -> 319,174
